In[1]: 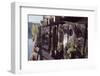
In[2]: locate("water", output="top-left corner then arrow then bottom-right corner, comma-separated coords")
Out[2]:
28,38 -> 33,60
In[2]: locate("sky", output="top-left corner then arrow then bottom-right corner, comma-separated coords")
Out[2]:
28,15 -> 43,23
